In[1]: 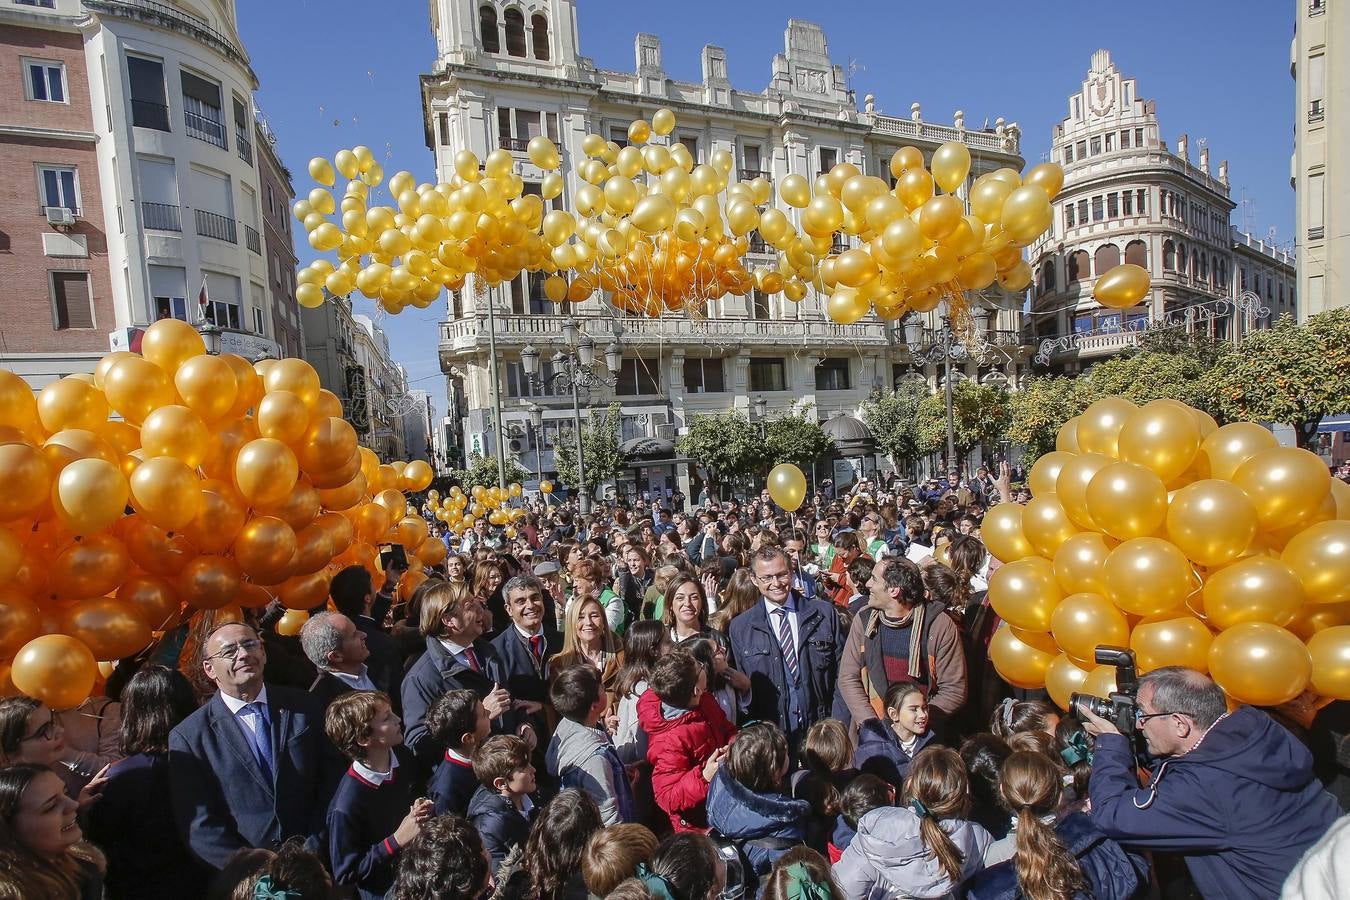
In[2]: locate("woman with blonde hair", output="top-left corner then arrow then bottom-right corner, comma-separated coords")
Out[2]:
551,594 -> 624,711
964,751 -> 1147,900
708,567 -> 760,634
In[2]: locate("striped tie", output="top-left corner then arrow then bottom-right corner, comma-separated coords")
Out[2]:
774,607 -> 800,684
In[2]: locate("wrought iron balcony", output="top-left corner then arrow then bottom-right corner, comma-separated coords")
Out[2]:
141,202 -> 181,231
195,208 -> 236,243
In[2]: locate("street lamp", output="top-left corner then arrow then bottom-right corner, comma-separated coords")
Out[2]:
519,316 -> 622,515
526,402 -> 545,495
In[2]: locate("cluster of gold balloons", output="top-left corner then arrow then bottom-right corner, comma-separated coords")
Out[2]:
0,318 -> 441,709
981,396 -> 1350,708
426,481 -> 528,539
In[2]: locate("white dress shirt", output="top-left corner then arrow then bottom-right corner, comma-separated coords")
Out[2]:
762,596 -> 800,649
220,687 -> 270,745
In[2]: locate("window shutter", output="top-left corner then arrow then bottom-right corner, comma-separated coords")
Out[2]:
53,272 -> 93,329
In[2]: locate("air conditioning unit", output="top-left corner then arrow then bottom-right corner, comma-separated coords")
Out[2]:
508,438 -> 524,453
45,207 -> 76,228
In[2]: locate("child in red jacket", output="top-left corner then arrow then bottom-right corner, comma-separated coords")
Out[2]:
637,647 -> 736,832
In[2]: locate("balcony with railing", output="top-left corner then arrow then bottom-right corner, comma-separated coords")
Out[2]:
500,137 -> 530,152
244,224 -> 261,253
195,208 -> 236,243
236,128 -> 253,164
741,168 -> 771,181
141,202 -> 181,231
130,99 -> 170,132
185,109 -> 226,149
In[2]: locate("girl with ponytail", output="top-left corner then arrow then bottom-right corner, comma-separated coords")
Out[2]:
835,747 -> 991,899
963,751 -> 1149,900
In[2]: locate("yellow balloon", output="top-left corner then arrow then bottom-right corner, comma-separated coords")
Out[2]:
1022,494 -> 1080,558
526,136 -> 560,170
918,195 -> 963,241
1000,184 -> 1052,243
1055,452 -> 1113,530
767,463 -> 807,512
129,456 -> 202,531
140,405 -> 210,467
54,457 -> 128,535
1093,264 -> 1152,310
1051,592 -> 1130,661
1085,461 -> 1168,541
1202,556 -> 1305,629
826,288 -> 869,325
1080,665 -> 1119,699
982,503 -> 1035,564
1028,451 -> 1076,498
10,634 -> 97,711
989,625 -> 1058,689
1282,520 -> 1350,604
1130,610 -> 1213,673
1117,400 -> 1201,483
1103,537 -> 1195,617
1232,447 -> 1332,530
930,141 -> 972,194
988,556 -> 1062,632
1208,622 -> 1311,706
1166,480 -> 1259,567
1076,397 -> 1138,458
1056,417 -> 1082,453
103,356 -> 176,426
780,174 -> 811,209
1053,531 -> 1113,595
140,317 -> 206,376
1045,654 -> 1092,710
1308,626 -> 1350,699
1022,162 -> 1065,200
652,107 -> 676,136
175,355 -> 239,424
1197,422 -> 1278,481
37,377 -> 109,434
235,438 -> 300,509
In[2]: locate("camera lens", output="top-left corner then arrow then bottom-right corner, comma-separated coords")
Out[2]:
1069,692 -> 1110,721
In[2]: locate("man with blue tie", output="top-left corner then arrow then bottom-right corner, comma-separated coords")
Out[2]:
169,622 -> 344,870
728,546 -> 844,750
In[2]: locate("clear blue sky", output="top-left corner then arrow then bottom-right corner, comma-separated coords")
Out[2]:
238,1 -> 1296,416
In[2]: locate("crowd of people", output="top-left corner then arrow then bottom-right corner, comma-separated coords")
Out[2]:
3,464 -> 1349,900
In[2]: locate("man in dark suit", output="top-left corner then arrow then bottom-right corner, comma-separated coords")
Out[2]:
729,546 -> 844,750
492,576 -> 561,741
298,611 -> 393,711
169,622 -> 344,870
329,565 -> 404,701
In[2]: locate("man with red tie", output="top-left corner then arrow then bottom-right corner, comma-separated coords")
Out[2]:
492,576 -> 561,741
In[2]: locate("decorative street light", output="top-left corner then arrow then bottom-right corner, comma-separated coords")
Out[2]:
519,316 -> 622,515
526,402 -> 545,494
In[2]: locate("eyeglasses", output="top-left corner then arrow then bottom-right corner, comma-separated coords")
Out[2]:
1136,709 -> 1177,726
20,710 -> 60,743
206,638 -> 264,662
754,571 -> 792,584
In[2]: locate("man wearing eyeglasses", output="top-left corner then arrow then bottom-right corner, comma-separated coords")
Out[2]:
728,546 -> 843,749
1080,666 -> 1338,900
169,622 -> 344,870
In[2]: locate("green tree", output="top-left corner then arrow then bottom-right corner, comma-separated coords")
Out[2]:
915,380 -> 1009,465
764,411 -> 836,473
676,411 -> 764,495
1210,310 -> 1350,447
452,452 -> 528,490
553,402 -> 626,492
1081,348 -> 1222,415
1005,375 -> 1085,463
860,383 -> 927,470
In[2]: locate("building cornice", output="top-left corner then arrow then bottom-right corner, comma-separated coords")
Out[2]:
83,0 -> 259,90
0,124 -> 97,143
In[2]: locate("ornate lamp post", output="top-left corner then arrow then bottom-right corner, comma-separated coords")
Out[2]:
519,317 -> 622,515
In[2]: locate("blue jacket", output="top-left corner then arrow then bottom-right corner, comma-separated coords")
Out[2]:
728,596 -> 844,737
168,686 -> 345,870
1089,705 -> 1339,900
960,811 -> 1149,900
707,768 -> 809,888
854,719 -> 938,790
402,636 -> 515,769
491,625 -> 561,706
467,786 -> 534,873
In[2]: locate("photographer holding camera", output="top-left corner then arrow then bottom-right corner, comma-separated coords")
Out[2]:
1079,662 -> 1339,900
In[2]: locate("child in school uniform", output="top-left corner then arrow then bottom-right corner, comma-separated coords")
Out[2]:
324,691 -> 433,900
425,688 -> 492,817
467,734 -> 538,872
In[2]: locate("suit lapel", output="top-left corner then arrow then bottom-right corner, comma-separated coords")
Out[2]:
209,695 -> 274,796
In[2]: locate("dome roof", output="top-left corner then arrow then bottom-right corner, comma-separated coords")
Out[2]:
619,436 -> 676,460
821,415 -> 873,443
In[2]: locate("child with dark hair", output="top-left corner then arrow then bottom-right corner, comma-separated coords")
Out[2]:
646,832 -> 727,900
638,648 -> 736,832
546,664 -> 636,824
392,814 -> 491,900
759,846 -> 844,900
468,735 -> 537,872
833,774 -> 894,864
229,838 -> 333,900
960,733 -> 1013,841
1054,715 -> 1094,816
325,691 -> 433,899
425,689 -> 492,816
706,721 -> 809,892
854,682 -> 938,791
790,719 -> 857,858
497,788 -> 604,900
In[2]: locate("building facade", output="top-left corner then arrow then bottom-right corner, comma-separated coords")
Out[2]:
1293,0 -> 1346,319
0,0 -> 298,387
254,109 -> 303,359
1028,50 -> 1294,372
425,2 -> 1033,494
352,313 -> 409,462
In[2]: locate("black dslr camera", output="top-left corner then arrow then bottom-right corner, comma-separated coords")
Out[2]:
1069,646 -> 1140,749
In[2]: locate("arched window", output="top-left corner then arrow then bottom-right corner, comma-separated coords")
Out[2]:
1125,240 -> 1147,268
504,8 -> 527,57
1162,240 -> 1176,271
1191,250 -> 1201,280
1068,250 -> 1090,282
1094,243 -> 1120,275
1040,259 -> 1056,293
479,5 -> 499,53
531,14 -> 550,60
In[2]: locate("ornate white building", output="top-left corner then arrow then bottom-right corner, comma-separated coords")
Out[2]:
1028,50 -> 1294,372
424,2 -> 1034,495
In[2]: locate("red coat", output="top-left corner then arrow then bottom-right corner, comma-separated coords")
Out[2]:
637,689 -> 736,832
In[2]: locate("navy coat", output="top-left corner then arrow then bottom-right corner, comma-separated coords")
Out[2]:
402,636 -> 515,769
491,625 -> 561,706
728,596 -> 844,737
354,613 -> 404,709
1088,705 -> 1339,900
960,812 -> 1148,900
706,768 -> 809,888
467,786 -> 534,872
853,718 -> 938,790
168,685 -> 345,870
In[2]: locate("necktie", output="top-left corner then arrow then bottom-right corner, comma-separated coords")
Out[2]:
774,607 -> 800,684
464,648 -> 481,672
243,702 -> 274,781
529,634 -> 545,662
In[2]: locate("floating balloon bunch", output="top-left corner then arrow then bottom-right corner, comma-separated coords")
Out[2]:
980,397 -> 1350,708
0,318 -> 443,710
425,481 -> 529,538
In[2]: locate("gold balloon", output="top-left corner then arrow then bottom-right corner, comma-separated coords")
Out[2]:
1081,665 -> 1119,698
1208,622 -> 1311,706
50,533 -> 131,599
402,460 -> 435,492
526,136 -> 560,170
0,443 -> 52,521
989,624 -> 1058,689
1050,592 -> 1130,661
988,556 -> 1062,632
1056,417 -> 1082,453
37,377 -> 109,434
175,355 -> 239,423
918,195 -> 963,241
930,141 -> 972,194
0,531 -> 23,589
235,439 -> 300,509
129,456 -> 202,532
767,464 -> 807,512
1022,162 -> 1065,200
1308,626 -> 1350,699
178,555 -> 243,610
1282,520 -> 1350,604
826,288 -> 869,325
53,458 -> 128,535
1166,479 -> 1259,567
263,359 -> 322,410
0,590 -> 42,658
233,516 -> 298,583
1022,494 -> 1080,558
1052,532 -> 1113,595
1130,611 -> 1214,672
1197,422 -> 1278,481
140,405 -> 211,467
1076,397 -> 1138,458
1092,264 -> 1152,309
1045,653 -> 1092,710
1286,599 -> 1350,640
276,608 -> 309,636
1203,556 -> 1305,629
1103,537 -> 1194,616
1000,184 -> 1052,243
1331,478 -> 1350,519
1233,447 -> 1332,530
122,515 -> 194,576
295,416 -> 358,474
114,574 -> 179,632
103,356 -> 176,425
140,317 -> 206,376
1055,452 -> 1113,530
1117,400 -> 1201,483
10,634 -> 97,710
0,370 -> 40,433
652,107 -> 676,136
540,480 -> 554,494
1028,451 -> 1077,498
982,503 -> 1036,564
60,598 -> 151,661
1085,461 -> 1168,541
